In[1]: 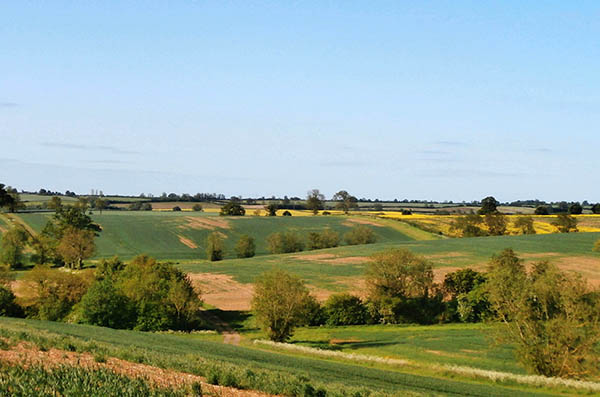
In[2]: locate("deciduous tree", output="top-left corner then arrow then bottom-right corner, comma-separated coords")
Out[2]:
0,226 -> 29,269
332,190 -> 358,214
513,216 -> 536,235
206,232 -> 224,261
252,269 -> 312,342
478,196 -> 499,215
552,214 -> 578,233
56,227 -> 96,269
485,249 -> 600,378
306,189 -> 324,215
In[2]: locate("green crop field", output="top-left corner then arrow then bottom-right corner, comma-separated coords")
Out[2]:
0,317 -> 563,396
179,231 -> 600,290
15,212 -> 419,260
264,323 -> 522,374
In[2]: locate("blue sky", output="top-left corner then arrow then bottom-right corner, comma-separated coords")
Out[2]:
1,1 -> 599,201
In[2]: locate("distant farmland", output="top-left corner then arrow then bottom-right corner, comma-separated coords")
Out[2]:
15,211 -> 417,260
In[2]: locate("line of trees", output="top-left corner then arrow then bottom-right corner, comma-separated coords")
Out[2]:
205,225 -> 377,261
251,249 -> 600,379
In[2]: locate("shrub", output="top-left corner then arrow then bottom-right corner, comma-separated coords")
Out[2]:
534,206 -> 550,215
192,204 -> 203,212
592,203 -> 600,214
307,229 -> 339,250
172,206 -> 182,212
0,285 -> 23,317
76,278 -> 135,329
513,216 -> 536,235
569,203 -> 583,215
206,232 -> 224,261
235,235 -> 255,258
344,225 -> 376,245
302,295 -> 327,326
552,214 -> 578,233
141,202 -> 153,211
220,200 -> 245,216
265,203 -> 278,216
0,226 -> 29,269
321,211 -> 331,216
18,265 -> 93,321
282,210 -> 292,216
266,232 -> 304,254
401,209 -> 412,215
324,294 -> 368,326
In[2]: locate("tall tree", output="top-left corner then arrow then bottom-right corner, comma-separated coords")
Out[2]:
252,269 -> 312,342
332,190 -> 358,214
0,226 -> 29,268
0,184 -> 15,210
478,196 -> 500,215
306,189 -> 325,215
56,227 -> 96,269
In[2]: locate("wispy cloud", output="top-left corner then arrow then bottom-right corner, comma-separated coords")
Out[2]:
434,140 -> 467,146
41,142 -> 139,155
319,160 -> 367,167
0,102 -> 19,108
530,147 -> 553,153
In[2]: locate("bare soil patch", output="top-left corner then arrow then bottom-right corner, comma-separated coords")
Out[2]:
178,235 -> 198,249
180,216 -> 231,230
188,273 -> 253,310
433,267 -> 463,283
0,342 -> 269,397
293,253 -> 337,261
325,256 -> 369,265
425,252 -> 467,259
519,252 -> 561,259
554,256 -> 600,286
343,218 -> 384,227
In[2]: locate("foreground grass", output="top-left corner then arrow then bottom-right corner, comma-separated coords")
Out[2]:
0,364 -> 188,397
0,317 -> 563,397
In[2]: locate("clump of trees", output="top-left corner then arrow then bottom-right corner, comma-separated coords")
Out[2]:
344,225 -> 376,245
266,232 -> 304,254
324,293 -> 368,326
220,199 -> 245,216
450,214 -> 486,237
513,216 -> 536,235
129,202 -> 152,211
11,255 -> 202,331
264,203 -> 278,216
365,249 -> 444,324
235,235 -> 255,258
485,249 -> 600,378
552,214 -> 578,233
307,229 -> 339,250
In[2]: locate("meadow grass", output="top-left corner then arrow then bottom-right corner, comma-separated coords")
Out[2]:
0,317 -> 562,397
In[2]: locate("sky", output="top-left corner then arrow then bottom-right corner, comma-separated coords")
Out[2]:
1,1 -> 599,202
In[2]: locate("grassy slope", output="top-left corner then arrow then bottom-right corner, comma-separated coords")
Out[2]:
277,324 -> 521,374
16,212 -> 417,260
0,317 -> 557,397
179,232 -> 600,289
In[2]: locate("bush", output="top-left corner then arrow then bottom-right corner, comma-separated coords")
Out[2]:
206,232 -> 224,261
220,200 -> 245,216
235,235 -> 255,258
76,278 -> 135,329
344,225 -> 376,245
534,206 -> 550,215
592,203 -> 600,214
172,206 -> 182,212
552,214 -> 578,233
266,232 -> 304,254
401,209 -> 412,215
569,203 -> 583,215
324,294 -> 368,326
282,210 -> 292,216
321,211 -> 331,216
0,285 -> 23,317
192,204 -> 203,212
302,295 -> 327,326
307,229 -> 339,250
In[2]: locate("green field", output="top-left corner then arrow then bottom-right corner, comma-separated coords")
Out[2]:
178,231 -> 600,290
15,212 -> 418,260
0,317 -> 565,396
